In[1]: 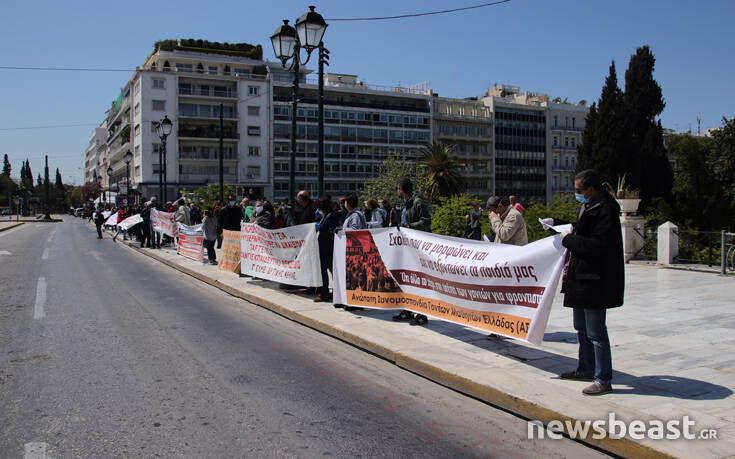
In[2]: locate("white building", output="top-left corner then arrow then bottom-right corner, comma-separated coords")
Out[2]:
548,102 -> 588,198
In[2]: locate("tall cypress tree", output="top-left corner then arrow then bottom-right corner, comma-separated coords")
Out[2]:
23,160 -> 34,190
37,173 -> 43,188
624,45 -> 671,205
2,154 -> 10,177
55,168 -> 64,190
577,61 -> 631,185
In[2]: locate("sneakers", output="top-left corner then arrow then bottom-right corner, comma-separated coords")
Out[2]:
582,381 -> 612,396
560,370 -> 594,382
209,260 -> 218,265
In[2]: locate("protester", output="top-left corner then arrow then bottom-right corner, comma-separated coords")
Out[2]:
213,201 -> 224,248
148,197 -> 162,249
314,195 -> 341,303
275,200 -> 288,228
190,204 -> 202,225
464,201 -> 482,240
241,197 -> 253,223
509,195 -> 526,217
487,196 -> 528,246
218,194 -> 244,237
551,169 -> 624,396
342,193 -> 367,230
365,199 -> 387,229
174,198 -> 191,226
394,177 -> 432,326
293,190 -> 317,226
254,201 -> 275,229
201,208 -> 218,265
389,202 -> 402,227
140,200 -> 152,248
381,200 -> 392,225
336,196 -> 348,225
111,206 -> 129,242
93,206 -> 105,239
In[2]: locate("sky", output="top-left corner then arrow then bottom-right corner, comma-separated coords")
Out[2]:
1,0 -> 733,185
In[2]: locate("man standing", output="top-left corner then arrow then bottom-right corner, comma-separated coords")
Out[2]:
558,169 -> 624,396
487,196 -> 528,246
93,206 -> 105,239
293,190 -> 317,226
218,194 -> 244,234
464,201 -> 482,240
394,177 -> 432,326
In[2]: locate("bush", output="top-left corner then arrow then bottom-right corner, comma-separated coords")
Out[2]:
431,194 -> 489,238
524,197 -> 581,242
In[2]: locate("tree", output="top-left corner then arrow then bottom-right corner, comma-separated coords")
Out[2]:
359,152 -> 429,207
577,61 -> 631,185
711,117 -> 735,227
22,160 -> 34,190
80,181 -> 101,202
193,182 -> 235,208
419,141 -> 465,201
431,194 -> 490,238
36,173 -> 43,188
624,45 -> 671,206
524,197 -> 581,243
55,168 -> 64,190
2,154 -> 10,177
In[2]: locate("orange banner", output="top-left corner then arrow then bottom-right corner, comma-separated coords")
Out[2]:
346,290 -> 530,339
218,229 -> 241,273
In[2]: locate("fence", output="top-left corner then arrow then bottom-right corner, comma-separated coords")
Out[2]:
640,225 -> 735,274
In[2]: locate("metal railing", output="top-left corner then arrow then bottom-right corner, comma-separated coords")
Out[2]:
721,231 -> 735,274
178,87 -> 238,98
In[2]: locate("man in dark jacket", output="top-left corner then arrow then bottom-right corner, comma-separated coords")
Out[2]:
218,194 -> 244,233
558,169 -> 624,396
292,190 -> 317,226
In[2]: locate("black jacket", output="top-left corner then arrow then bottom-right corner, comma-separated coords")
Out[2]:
293,199 -> 317,226
561,192 -> 624,309
218,205 -> 244,232
317,211 -> 340,269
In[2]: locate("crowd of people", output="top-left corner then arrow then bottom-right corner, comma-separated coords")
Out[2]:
88,169 -> 624,396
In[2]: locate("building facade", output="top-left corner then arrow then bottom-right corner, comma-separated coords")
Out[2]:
548,102 -> 587,198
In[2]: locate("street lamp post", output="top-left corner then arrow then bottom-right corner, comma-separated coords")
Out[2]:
106,166 -> 113,208
124,151 -> 133,206
153,115 -> 173,203
271,6 -> 328,220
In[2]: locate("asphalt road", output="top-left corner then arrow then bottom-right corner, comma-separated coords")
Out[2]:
0,217 -> 607,458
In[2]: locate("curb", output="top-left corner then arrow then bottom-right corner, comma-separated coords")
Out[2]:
0,222 -> 24,233
122,240 -> 677,459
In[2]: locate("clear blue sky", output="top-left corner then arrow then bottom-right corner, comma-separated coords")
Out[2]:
1,0 -> 733,185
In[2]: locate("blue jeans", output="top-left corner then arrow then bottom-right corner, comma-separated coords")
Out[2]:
149,220 -> 161,247
573,308 -> 612,385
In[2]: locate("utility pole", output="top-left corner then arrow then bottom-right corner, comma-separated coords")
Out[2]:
219,103 -> 224,204
43,156 -> 51,220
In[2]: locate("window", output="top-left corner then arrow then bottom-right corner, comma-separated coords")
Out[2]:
564,137 -> 569,147
134,81 -> 140,94
247,106 -> 260,116
248,126 -> 261,136
235,68 -> 249,77
208,66 -> 218,75
153,78 -> 165,89
134,103 -> 140,115
553,136 -> 558,146
134,165 -> 141,177
565,117 -> 569,128
153,143 -> 163,154
135,145 -> 141,157
152,163 -> 161,174
572,117 -> 576,128
553,115 -> 558,127
196,63 -> 204,73
571,137 -> 576,148
248,86 -> 259,95
134,124 -> 141,137
223,65 -> 231,75
152,100 -> 166,111
248,146 -> 260,156
176,63 -> 193,73
163,61 -> 171,72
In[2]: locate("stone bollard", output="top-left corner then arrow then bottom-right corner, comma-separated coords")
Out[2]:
620,214 -> 645,263
657,221 -> 678,265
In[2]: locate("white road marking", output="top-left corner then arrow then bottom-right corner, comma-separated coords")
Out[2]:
24,442 -> 50,459
0,250 -> 11,255
42,248 -> 49,260
34,277 -> 46,320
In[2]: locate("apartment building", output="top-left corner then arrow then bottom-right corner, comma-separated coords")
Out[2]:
431,96 -> 494,199
548,102 -> 587,197
84,125 -> 107,184
269,72 -> 432,200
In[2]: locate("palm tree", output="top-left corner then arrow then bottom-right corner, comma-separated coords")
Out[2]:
419,141 -> 465,200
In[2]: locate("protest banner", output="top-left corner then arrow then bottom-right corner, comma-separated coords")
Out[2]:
118,214 -> 143,231
218,229 -> 241,273
150,209 -> 177,237
104,212 -> 118,227
176,222 -> 204,262
240,223 -> 322,286
333,228 -> 566,345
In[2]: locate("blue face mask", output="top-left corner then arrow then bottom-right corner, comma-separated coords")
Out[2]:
228,200 -> 235,206
255,206 -> 263,214
575,193 -> 588,204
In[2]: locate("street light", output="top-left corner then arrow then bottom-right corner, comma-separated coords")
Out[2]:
271,6 -> 328,220
124,151 -> 133,206
106,166 -> 113,208
153,115 -> 173,203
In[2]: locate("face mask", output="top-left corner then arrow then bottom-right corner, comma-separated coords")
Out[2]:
255,206 -> 263,214
228,200 -> 235,206
575,193 -> 588,204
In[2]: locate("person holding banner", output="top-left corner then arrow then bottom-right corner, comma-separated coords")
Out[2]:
315,195 -> 341,302
394,177 -> 432,326
555,169 -> 624,396
149,197 -> 162,249
201,209 -> 218,265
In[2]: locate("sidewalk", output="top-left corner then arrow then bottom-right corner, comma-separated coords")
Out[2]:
0,221 -> 24,232
118,235 -> 733,458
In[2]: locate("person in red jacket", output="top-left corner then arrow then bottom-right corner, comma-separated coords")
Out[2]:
112,206 -> 129,242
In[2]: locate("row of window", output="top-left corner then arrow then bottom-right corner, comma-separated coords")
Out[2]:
552,115 -> 577,129
274,161 -> 382,174
273,142 -> 418,158
552,135 -> 578,148
437,124 -> 491,137
274,106 -> 430,126
179,103 -> 235,118
157,60 -> 257,78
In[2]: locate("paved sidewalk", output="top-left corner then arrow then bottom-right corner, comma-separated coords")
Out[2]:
0,222 -> 24,232
116,235 -> 733,458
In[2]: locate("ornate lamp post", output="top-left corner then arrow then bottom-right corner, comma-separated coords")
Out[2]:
106,166 -> 113,208
271,6 -> 328,220
153,115 -> 173,203
124,151 -> 133,206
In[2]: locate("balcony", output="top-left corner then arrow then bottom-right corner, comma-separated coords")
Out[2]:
178,87 -> 238,99
178,111 -> 238,121
178,151 -> 237,160
178,126 -> 239,140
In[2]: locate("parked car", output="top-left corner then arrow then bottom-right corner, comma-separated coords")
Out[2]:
1,208 -> 10,216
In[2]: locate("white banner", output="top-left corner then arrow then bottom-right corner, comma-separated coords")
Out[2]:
150,209 -> 177,237
240,222 -> 322,287
104,212 -> 118,226
118,214 -> 143,231
333,228 -> 566,345
176,222 -> 204,262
